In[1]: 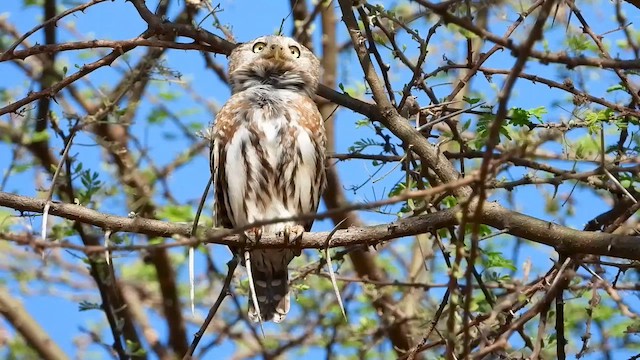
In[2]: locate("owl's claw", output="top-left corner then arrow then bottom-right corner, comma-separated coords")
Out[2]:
244,227 -> 263,243
283,224 -> 305,256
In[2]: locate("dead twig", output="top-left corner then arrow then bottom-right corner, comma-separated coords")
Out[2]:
183,257 -> 238,359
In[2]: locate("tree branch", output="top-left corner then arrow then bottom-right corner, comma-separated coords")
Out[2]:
0,287 -> 69,360
1,191 -> 640,260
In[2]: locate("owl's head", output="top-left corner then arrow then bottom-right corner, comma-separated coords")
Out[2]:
227,36 -> 320,96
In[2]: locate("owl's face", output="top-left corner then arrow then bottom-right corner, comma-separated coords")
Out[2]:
227,36 -> 320,96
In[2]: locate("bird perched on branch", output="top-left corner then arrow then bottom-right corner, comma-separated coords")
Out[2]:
209,35 -> 326,323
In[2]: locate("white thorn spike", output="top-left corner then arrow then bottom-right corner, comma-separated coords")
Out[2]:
40,202 -> 51,260
244,251 -> 264,336
104,230 -> 112,266
41,202 -> 50,241
326,246 -> 347,322
324,218 -> 348,322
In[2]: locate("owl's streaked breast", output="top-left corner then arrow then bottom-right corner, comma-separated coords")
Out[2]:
214,89 -> 324,234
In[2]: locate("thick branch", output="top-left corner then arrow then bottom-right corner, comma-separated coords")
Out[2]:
0,287 -> 69,360
1,192 -> 639,260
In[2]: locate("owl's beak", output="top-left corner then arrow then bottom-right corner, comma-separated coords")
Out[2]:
265,44 -> 287,61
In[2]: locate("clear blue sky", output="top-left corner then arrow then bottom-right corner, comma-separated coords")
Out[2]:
1,0 -> 638,358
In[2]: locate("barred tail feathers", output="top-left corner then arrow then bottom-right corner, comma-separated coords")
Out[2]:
247,249 -> 292,323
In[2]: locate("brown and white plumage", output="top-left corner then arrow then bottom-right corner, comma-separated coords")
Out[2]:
210,36 -> 326,323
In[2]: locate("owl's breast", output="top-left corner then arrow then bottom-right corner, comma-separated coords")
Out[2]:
225,108 -> 317,228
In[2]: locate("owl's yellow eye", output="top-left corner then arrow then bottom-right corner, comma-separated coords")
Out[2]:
252,42 -> 266,53
289,46 -> 301,58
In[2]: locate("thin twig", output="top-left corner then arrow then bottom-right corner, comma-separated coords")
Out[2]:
189,176 -> 214,315
183,257 -> 238,359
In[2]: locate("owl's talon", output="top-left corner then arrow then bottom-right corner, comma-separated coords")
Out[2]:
283,224 -> 305,256
244,227 -> 263,243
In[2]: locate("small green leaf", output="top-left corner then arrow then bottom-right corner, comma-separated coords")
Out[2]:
355,118 -> 372,129
292,283 -> 310,292
463,96 -> 481,105
158,91 -> 179,101
126,340 -> 147,356
528,106 -> 547,122
27,130 -> 50,144
483,251 -> 517,271
148,108 -> 169,124
510,108 -> 530,126
606,84 -> 625,93
78,301 -> 101,312
157,205 -> 194,223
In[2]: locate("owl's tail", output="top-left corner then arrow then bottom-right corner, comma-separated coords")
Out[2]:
247,249 -> 292,323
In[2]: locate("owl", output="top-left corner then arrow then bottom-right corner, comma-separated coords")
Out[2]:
209,36 -> 326,323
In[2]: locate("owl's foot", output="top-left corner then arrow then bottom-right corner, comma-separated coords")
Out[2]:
283,224 -> 305,256
244,227 -> 263,244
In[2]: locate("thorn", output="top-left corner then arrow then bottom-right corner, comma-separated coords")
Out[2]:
104,230 -> 112,266
244,250 -> 264,336
325,218 -> 348,322
41,202 -> 50,241
604,168 -> 637,204
41,201 -> 51,260
326,247 -> 347,322
189,246 -> 195,316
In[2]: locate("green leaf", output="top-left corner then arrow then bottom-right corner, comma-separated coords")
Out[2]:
509,106 -> 546,126
188,122 -> 204,131
566,34 -> 590,52
158,91 -> 179,101
27,130 -> 50,144
499,125 -> 512,140
78,300 -> 101,311
24,0 -> 43,6
584,108 -> 614,134
606,84 -> 625,93
77,169 -> 102,204
463,96 -> 481,105
483,251 -> 517,271
442,196 -> 458,208
528,106 -> 547,122
12,163 -> 32,174
126,340 -> 147,356
355,118 -> 372,129
347,138 -> 382,153
157,205 -> 194,223
148,108 -> 169,124
292,283 -> 310,292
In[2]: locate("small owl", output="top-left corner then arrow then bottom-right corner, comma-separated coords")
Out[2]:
210,36 -> 326,323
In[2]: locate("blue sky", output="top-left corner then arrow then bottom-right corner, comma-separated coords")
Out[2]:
1,0 -> 639,358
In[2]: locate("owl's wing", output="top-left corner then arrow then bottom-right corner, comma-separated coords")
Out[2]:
210,99 -> 242,231
292,96 -> 327,232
